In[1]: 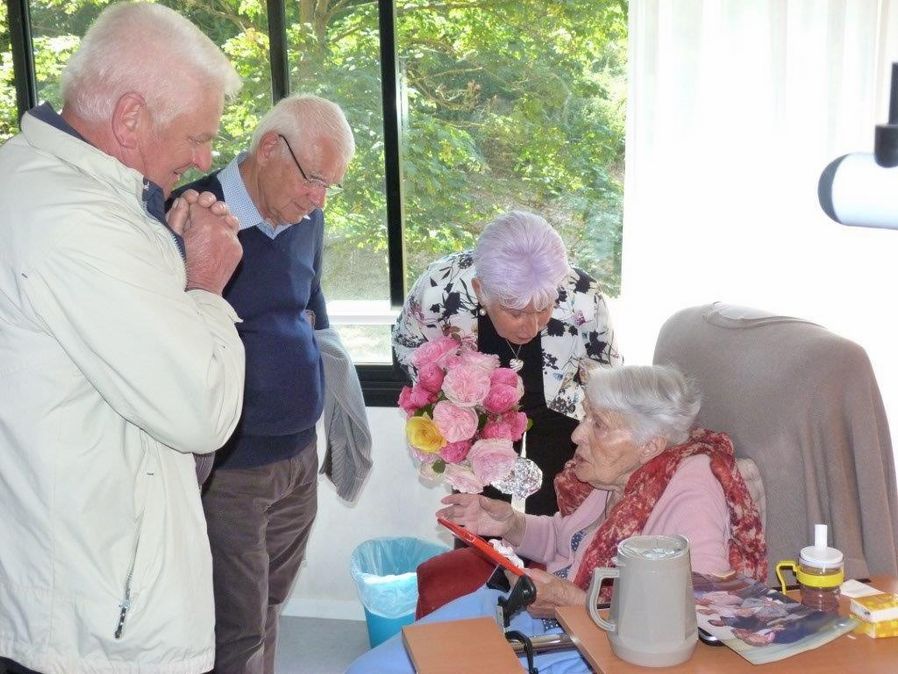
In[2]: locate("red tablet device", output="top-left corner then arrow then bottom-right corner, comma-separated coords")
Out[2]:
437,516 -> 525,577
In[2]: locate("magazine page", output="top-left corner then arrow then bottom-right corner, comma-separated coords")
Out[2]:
692,573 -> 858,665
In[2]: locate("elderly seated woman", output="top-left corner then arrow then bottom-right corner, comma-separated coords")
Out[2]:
347,364 -> 767,674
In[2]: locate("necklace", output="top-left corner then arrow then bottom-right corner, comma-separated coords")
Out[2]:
504,339 -> 525,372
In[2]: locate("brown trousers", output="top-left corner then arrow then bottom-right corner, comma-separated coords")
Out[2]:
202,440 -> 319,674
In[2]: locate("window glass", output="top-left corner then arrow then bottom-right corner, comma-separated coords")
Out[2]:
27,1 -> 95,112
0,2 -> 15,141
396,0 -> 627,295
286,1 -> 392,363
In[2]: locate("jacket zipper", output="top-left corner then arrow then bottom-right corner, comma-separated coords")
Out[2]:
114,528 -> 141,639
114,577 -> 132,639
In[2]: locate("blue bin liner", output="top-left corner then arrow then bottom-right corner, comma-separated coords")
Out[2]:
350,537 -> 448,646
362,608 -> 415,648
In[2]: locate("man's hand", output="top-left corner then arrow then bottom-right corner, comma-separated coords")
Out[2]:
168,189 -> 242,295
522,568 -> 587,619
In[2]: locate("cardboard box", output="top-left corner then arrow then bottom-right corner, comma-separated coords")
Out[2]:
854,617 -> 898,639
850,592 -> 898,623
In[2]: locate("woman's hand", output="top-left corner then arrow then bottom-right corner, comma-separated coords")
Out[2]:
437,493 -> 524,543
521,568 -> 586,619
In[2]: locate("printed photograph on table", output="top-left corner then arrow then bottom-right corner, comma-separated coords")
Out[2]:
398,335 -> 539,499
692,573 -> 858,665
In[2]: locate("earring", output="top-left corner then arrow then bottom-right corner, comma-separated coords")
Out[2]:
478,307 -> 486,316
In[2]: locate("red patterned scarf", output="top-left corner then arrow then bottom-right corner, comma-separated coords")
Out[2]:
554,428 -> 768,592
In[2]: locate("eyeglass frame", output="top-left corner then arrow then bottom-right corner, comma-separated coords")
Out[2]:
278,134 -> 343,196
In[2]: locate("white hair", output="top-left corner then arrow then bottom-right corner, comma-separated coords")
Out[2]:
472,211 -> 569,311
61,2 -> 241,126
250,94 -> 356,167
584,364 -> 701,446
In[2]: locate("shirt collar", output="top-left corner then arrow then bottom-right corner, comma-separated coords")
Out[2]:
27,102 -> 87,143
219,152 -> 266,232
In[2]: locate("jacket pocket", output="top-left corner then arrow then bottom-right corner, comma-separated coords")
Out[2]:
114,438 -> 159,639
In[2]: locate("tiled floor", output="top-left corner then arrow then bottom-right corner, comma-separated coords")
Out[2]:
275,617 -> 370,674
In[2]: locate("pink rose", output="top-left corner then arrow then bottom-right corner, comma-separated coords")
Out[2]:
442,353 -> 462,369
483,383 -> 523,414
432,401 -> 479,443
481,418 -> 513,440
418,461 -> 442,482
501,411 -> 529,441
468,438 -> 517,484
412,336 -> 459,368
443,464 -> 485,493
481,412 -> 527,441
490,367 -> 522,388
411,447 -> 439,464
398,384 -> 437,417
457,349 -> 500,371
439,440 -> 472,463
417,362 -> 445,393
442,363 -> 492,408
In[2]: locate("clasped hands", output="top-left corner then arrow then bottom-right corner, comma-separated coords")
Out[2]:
438,493 -> 588,619
167,189 -> 242,295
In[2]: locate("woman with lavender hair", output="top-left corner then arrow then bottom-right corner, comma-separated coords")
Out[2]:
393,210 -> 622,516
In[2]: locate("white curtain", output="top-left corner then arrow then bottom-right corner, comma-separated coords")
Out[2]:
618,0 -> 898,456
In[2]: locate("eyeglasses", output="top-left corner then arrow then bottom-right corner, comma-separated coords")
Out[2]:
278,134 -> 343,197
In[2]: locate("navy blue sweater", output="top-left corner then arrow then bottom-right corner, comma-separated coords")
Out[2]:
172,172 -> 327,468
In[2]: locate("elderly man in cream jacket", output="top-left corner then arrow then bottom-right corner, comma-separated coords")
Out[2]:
0,4 -> 245,673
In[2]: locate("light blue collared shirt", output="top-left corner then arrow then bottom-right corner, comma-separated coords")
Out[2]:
218,152 -> 309,239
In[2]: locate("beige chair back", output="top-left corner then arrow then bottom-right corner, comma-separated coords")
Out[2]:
653,303 -> 898,584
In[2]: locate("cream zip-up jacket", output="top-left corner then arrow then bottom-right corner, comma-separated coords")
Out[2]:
0,113 -> 245,673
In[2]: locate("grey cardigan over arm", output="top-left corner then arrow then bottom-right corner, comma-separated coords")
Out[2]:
317,327 -> 373,501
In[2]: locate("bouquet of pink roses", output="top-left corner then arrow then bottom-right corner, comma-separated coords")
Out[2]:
398,335 -> 541,497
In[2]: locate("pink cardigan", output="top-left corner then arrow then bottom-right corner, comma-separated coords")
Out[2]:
514,454 -> 732,579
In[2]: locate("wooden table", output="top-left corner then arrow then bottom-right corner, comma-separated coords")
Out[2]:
556,576 -> 898,674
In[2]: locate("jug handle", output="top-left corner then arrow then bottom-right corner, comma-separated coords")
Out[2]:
775,560 -> 797,594
587,567 -> 618,633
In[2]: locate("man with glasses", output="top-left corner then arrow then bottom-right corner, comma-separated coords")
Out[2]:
171,93 -> 355,674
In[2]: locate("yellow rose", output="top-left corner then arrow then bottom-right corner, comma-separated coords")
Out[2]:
406,416 -> 446,454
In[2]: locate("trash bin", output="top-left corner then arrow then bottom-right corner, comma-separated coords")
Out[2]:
350,536 -> 449,648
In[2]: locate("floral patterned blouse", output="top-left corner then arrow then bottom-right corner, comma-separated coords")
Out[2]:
392,251 -> 622,421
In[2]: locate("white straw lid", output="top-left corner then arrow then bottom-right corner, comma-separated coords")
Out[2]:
800,523 -> 843,567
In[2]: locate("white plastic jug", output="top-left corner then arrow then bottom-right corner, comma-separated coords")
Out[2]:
587,534 -> 697,667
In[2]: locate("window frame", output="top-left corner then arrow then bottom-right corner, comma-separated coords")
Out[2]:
5,0 -> 409,405
7,0 -> 37,118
